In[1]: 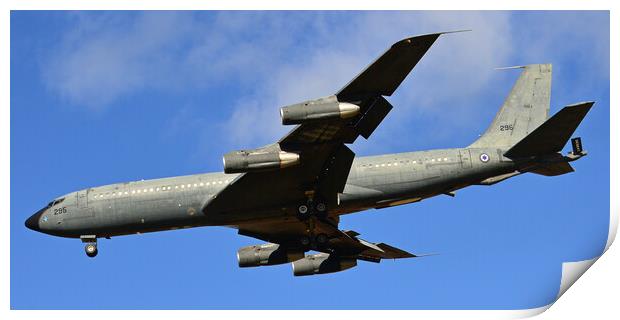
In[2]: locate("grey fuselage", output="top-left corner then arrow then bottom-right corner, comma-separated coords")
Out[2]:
27,146 -> 516,239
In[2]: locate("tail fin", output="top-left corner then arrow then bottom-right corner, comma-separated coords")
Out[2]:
504,102 -> 594,158
469,64 -> 552,148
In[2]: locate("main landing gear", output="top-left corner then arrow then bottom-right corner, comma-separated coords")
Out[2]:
296,199 -> 328,220
296,195 -> 331,251
80,235 -> 98,258
299,233 -> 330,250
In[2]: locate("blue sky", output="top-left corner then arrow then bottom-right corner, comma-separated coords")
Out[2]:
10,11 -> 609,309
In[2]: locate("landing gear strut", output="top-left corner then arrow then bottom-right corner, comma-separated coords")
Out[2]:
81,235 -> 98,258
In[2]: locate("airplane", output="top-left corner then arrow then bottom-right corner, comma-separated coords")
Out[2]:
25,31 -> 593,276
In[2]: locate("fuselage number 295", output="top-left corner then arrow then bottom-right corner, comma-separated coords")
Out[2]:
53,207 -> 67,215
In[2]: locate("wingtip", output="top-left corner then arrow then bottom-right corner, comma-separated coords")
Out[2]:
439,29 -> 472,35
414,252 -> 441,258
494,65 -> 527,70
397,29 -> 471,45
495,63 -> 553,71
565,101 -> 595,108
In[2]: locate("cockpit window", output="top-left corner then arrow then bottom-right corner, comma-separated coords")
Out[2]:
49,197 -> 65,207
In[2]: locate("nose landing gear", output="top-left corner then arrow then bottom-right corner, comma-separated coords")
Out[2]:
84,243 -> 98,258
80,235 -> 98,258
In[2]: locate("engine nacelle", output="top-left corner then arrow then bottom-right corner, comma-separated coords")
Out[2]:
280,95 -> 360,125
237,243 -> 304,268
292,253 -> 357,276
223,150 -> 300,174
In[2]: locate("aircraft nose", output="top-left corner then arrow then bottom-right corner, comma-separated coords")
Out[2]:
25,208 -> 45,231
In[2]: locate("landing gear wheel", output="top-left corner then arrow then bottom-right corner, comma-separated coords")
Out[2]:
314,202 -> 327,218
85,243 -> 98,258
300,236 -> 311,248
297,204 -> 310,220
315,233 -> 329,246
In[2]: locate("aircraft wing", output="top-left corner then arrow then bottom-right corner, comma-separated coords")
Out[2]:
237,217 -> 416,261
336,32 -> 443,100
202,33 -> 444,215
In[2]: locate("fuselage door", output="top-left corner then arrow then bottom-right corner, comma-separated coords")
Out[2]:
459,149 -> 472,168
77,190 -> 88,208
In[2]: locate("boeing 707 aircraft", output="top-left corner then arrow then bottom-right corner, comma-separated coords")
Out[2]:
25,32 -> 592,276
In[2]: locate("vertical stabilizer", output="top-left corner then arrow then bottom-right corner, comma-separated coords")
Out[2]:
469,64 -> 551,148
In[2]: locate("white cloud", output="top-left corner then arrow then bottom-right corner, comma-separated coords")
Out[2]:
218,11 -> 516,149
42,12 -> 201,109
40,11 -> 608,154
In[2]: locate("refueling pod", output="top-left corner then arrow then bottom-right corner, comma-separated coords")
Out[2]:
292,253 -> 357,276
223,146 -> 300,174
237,243 -> 304,267
280,95 -> 360,125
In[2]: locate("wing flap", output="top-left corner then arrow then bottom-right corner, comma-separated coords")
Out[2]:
354,96 -> 394,139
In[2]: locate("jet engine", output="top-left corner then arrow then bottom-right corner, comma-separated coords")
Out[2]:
280,95 -> 360,125
292,253 -> 357,276
223,149 -> 300,174
237,243 -> 304,267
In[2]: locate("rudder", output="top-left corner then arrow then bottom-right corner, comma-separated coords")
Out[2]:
469,64 -> 552,148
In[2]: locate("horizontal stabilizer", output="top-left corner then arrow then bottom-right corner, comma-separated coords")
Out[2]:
529,162 -> 574,176
504,102 -> 594,158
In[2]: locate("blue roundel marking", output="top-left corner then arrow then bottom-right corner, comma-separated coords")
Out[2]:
480,153 -> 490,163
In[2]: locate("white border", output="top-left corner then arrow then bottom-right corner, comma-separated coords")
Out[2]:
3,1 -> 616,319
